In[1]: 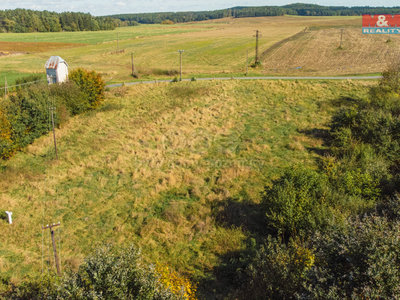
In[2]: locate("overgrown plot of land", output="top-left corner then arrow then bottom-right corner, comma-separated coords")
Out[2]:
0,80 -> 372,285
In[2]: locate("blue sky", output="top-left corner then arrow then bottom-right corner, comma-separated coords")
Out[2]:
1,1 -> 399,16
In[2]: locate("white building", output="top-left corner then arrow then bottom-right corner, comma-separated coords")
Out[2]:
45,56 -> 69,84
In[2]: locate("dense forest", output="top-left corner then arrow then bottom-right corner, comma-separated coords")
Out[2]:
110,3 -> 400,24
0,9 -> 119,33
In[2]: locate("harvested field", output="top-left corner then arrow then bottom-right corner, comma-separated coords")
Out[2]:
0,41 -> 84,53
262,27 -> 400,75
0,16 -> 363,83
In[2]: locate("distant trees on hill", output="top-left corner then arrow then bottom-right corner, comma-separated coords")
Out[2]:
110,4 -> 400,24
0,9 -> 119,33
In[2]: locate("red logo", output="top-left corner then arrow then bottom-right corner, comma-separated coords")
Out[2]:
363,14 -> 400,28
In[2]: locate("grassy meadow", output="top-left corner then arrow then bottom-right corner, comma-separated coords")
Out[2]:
0,16 -> 365,86
0,79 -> 373,291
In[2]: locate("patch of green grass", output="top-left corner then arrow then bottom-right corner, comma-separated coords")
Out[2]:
0,70 -> 45,87
0,25 -> 206,45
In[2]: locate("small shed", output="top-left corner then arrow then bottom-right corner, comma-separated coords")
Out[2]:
45,56 -> 69,84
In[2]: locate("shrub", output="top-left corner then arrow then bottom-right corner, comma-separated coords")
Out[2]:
15,74 -> 44,91
239,236 -> 314,299
371,62 -> 400,97
156,263 -> 197,300
2,274 -> 59,300
330,108 -> 400,162
0,210 -> 7,221
262,167 -> 331,239
161,20 -> 174,25
4,245 -> 178,299
69,68 -> 105,109
58,245 -> 176,299
340,169 -> 380,201
0,108 -> 13,159
304,215 -> 400,299
0,71 -> 105,161
49,82 -> 89,116
4,83 -> 56,150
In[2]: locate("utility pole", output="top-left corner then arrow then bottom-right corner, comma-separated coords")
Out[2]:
178,50 -> 184,81
255,30 -> 260,65
246,50 -> 249,76
4,77 -> 7,98
131,52 -> 135,76
42,222 -> 61,276
49,102 -> 58,160
339,28 -> 344,49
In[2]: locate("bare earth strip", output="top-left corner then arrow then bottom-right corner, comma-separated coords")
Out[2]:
0,41 -> 85,53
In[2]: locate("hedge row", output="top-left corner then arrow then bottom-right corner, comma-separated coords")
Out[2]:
0,68 -> 105,159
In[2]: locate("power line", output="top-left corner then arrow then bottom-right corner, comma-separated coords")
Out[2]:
0,79 -> 45,91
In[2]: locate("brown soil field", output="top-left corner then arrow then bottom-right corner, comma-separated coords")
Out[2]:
0,41 -> 84,53
261,27 -> 400,75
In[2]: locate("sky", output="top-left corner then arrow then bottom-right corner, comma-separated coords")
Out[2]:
1,0 -> 399,16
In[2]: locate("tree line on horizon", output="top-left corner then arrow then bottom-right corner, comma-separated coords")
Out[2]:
1,4 -> 400,33
110,3 -> 400,24
0,9 -> 120,33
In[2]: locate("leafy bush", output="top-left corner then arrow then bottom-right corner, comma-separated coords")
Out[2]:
2,274 -> 59,300
262,167 -> 331,239
3,83 -> 57,150
4,245 -> 178,299
239,236 -> 314,299
0,108 -> 13,159
304,216 -> 400,299
15,74 -> 45,91
58,245 -> 176,299
0,70 -> 105,160
69,68 -> 105,109
0,210 -> 7,221
156,263 -> 197,300
161,20 -> 174,25
49,82 -> 89,116
370,62 -> 400,100
331,108 -> 399,160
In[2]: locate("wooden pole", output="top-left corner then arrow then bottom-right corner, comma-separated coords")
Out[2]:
131,52 -> 135,76
246,50 -> 249,76
340,28 -> 344,48
42,222 -> 61,276
255,30 -> 260,65
178,50 -> 184,81
4,77 -> 7,98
